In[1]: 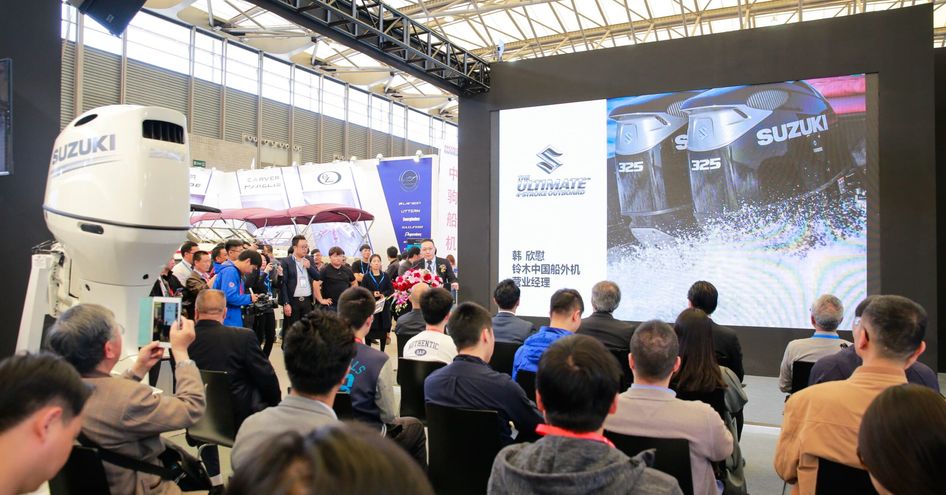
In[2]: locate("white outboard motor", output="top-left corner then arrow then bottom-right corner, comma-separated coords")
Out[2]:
33,105 -> 190,357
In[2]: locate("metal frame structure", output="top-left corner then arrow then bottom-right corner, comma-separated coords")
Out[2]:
244,0 -> 492,95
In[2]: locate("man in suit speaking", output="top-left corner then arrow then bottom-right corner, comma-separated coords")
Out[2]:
280,235 -> 327,332
414,238 -> 459,291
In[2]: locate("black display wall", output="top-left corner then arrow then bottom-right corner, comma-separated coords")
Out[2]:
936,47 -> 946,371
0,3 -> 61,357
458,5 -> 937,375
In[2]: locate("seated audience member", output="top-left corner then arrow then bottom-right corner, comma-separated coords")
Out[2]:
577,280 -> 636,352
687,281 -> 744,381
511,288 -> 584,380
46,304 -> 205,495
672,308 -> 728,397
338,288 -> 428,468
425,302 -> 544,445
0,353 -> 91,495
231,310 -> 354,471
403,288 -> 458,364
228,423 -> 434,495
605,320 -> 733,495
809,296 -> 940,391
778,295 -> 851,393
491,278 -> 536,344
774,295 -> 928,495
187,289 -> 281,488
858,384 -> 946,495
395,282 -> 429,345
488,335 -> 682,495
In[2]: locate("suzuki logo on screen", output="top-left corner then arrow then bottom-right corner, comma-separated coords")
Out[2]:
536,146 -> 565,174
317,171 -> 342,185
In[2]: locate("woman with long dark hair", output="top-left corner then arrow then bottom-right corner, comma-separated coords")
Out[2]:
360,254 -> 394,352
858,384 -> 946,495
673,308 -> 726,394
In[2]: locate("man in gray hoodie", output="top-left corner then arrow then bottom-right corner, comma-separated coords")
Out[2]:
487,334 -> 682,495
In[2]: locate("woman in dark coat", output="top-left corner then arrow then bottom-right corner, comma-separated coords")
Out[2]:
360,254 -> 395,351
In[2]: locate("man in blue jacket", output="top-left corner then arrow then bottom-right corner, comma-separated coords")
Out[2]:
512,288 -> 584,380
213,249 -> 260,327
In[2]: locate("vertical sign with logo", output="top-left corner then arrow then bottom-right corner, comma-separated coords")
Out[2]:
377,157 -> 433,250
497,100 -> 607,318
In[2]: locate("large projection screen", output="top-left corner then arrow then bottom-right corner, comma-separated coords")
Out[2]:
496,75 -> 876,329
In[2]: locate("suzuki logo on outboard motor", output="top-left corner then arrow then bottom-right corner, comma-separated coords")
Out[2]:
536,146 -> 565,174
756,114 -> 828,146
51,134 -> 117,165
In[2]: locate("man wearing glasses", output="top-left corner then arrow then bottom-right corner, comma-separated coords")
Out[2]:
280,235 -> 327,331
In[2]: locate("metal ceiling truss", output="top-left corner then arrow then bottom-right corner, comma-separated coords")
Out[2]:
244,0 -> 491,95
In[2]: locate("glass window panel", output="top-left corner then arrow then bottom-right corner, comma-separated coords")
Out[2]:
348,88 -> 369,127
262,56 -> 291,104
370,95 -> 390,132
126,13 -> 190,75
61,4 -> 78,42
82,13 -> 122,54
408,109 -> 430,145
322,78 -> 346,120
194,32 -> 223,84
392,103 -> 406,138
293,67 -> 320,112
226,43 -> 259,95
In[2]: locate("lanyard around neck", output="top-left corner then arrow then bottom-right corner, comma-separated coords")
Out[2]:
535,424 -> 615,448
369,271 -> 384,287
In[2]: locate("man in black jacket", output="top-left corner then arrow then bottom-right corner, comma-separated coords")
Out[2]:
687,280 -> 744,381
413,238 -> 458,290
280,235 -> 326,332
188,289 -> 281,488
577,281 -> 635,352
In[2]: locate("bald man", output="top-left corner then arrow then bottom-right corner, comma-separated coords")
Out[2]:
394,282 -> 430,357
188,289 -> 281,487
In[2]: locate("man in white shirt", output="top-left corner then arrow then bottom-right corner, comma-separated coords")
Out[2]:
403,287 -> 457,364
280,235 -> 326,332
172,241 -> 199,286
778,294 -> 851,393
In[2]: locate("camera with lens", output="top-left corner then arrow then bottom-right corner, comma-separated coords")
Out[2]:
250,293 -> 279,313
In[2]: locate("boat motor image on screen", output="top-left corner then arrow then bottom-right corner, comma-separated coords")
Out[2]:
608,91 -> 701,244
680,81 -> 851,224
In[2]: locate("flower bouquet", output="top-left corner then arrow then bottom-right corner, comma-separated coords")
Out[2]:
392,268 -> 444,312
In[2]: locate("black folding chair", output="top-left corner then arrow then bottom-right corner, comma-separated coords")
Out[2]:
49,446 -> 111,495
791,361 -> 816,393
188,370 -> 236,448
515,370 -> 537,402
604,431 -> 694,495
609,349 -> 634,391
815,457 -> 879,495
427,403 -> 503,495
490,341 -> 520,376
397,358 -> 446,421
333,392 -> 354,420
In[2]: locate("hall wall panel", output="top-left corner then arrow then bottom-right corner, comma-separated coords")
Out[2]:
81,48 -> 120,112
0,1 -> 61,356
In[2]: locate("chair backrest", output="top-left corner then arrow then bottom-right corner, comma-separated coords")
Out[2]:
676,388 -> 728,424
515,370 -> 537,402
604,431 -> 694,495
791,361 -> 816,393
396,333 -> 408,358
49,446 -> 111,495
188,370 -> 237,448
333,392 -> 354,420
609,349 -> 633,391
397,358 -> 447,420
426,403 -> 503,495
490,341 -> 520,376
816,458 -> 879,495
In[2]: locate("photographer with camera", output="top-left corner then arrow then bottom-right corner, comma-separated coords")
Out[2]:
246,252 -> 278,358
212,249 -> 260,327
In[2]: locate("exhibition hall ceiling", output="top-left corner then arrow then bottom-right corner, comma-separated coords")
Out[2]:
145,0 -> 946,120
